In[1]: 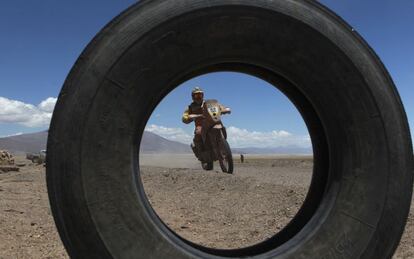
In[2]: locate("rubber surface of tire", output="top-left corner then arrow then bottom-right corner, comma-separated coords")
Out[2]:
46,0 -> 413,258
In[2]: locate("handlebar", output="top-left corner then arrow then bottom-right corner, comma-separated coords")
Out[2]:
188,114 -> 204,119
189,108 -> 231,119
222,108 -> 231,114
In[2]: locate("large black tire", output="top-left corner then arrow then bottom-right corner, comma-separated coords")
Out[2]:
46,0 -> 413,258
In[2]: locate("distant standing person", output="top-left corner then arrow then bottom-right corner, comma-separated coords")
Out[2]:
240,154 -> 244,163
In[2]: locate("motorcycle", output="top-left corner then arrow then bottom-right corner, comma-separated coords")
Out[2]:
189,99 -> 233,174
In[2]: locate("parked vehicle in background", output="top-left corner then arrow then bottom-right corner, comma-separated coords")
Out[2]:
26,150 -> 46,164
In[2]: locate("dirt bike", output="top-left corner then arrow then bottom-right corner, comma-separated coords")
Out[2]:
189,99 -> 233,174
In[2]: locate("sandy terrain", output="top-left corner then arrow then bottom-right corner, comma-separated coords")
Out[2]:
141,154 -> 312,249
0,154 -> 412,258
0,156 -> 67,259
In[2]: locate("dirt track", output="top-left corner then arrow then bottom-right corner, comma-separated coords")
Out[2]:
0,155 -> 412,258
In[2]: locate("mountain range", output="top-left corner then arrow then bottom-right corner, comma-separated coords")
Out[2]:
0,130 -> 191,154
0,130 -> 312,155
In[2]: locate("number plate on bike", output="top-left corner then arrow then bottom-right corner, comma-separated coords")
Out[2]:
208,106 -> 218,113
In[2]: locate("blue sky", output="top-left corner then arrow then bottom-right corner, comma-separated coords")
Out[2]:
146,72 -> 312,148
0,1 -> 412,148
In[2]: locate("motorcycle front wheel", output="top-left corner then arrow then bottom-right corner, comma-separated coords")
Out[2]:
218,132 -> 233,174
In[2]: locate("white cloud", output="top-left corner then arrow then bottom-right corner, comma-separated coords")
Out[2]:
0,96 -> 57,127
38,97 -> 57,112
145,124 -> 193,144
145,124 -> 311,148
226,126 -> 311,148
0,132 -> 23,138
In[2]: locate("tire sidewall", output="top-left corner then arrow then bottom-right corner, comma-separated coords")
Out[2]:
47,1 -> 413,258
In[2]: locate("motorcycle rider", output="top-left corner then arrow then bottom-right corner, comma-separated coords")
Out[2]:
182,87 -> 231,160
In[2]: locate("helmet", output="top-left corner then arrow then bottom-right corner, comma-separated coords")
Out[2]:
191,87 -> 204,102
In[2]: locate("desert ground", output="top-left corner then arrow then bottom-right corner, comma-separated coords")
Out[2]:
0,154 -> 413,258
